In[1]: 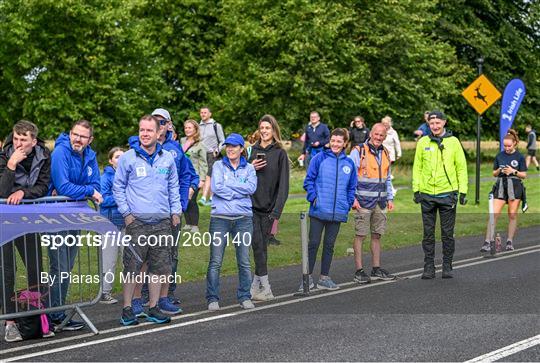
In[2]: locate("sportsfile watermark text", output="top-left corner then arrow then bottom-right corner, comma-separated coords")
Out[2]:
40,231 -> 252,249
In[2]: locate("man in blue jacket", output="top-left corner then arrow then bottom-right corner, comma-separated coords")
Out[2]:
48,119 -> 102,330
149,108 -> 199,309
113,114 -> 181,326
299,111 -> 330,170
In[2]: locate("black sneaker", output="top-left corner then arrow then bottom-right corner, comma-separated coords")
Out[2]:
441,262 -> 453,279
268,236 -> 281,245
120,307 -> 139,326
353,269 -> 371,284
146,305 -> 171,324
371,267 -> 397,281
52,318 -> 85,331
421,263 -> 435,279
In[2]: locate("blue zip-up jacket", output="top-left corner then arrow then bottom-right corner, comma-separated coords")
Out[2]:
128,134 -> 198,212
211,156 -> 257,217
113,140 -> 181,223
49,133 -> 100,199
99,165 -> 123,226
304,149 -> 357,223
303,122 -> 330,154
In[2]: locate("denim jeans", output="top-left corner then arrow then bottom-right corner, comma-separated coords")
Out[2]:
206,216 -> 253,303
48,230 -> 79,321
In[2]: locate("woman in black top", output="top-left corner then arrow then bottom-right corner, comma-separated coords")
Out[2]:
481,129 -> 527,252
249,115 -> 290,301
349,116 -> 369,148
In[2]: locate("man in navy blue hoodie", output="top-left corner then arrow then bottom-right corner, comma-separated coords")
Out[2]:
298,111 -> 330,170
48,119 -> 102,330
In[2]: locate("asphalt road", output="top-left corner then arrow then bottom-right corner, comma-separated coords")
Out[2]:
1,226 -> 539,362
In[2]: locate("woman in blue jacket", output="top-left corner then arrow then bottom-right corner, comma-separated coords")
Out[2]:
99,146 -> 124,304
302,128 -> 357,290
206,134 -> 257,311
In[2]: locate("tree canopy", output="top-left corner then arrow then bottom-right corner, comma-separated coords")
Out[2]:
0,0 -> 537,152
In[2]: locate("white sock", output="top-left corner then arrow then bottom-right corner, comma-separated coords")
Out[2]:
259,275 -> 270,289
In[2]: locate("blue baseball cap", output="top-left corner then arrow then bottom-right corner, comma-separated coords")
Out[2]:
223,133 -> 245,147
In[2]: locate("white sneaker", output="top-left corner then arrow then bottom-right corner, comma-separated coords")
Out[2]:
252,287 -> 275,301
4,323 -> 23,342
42,330 -> 55,338
190,226 -> 199,233
182,224 -> 193,231
240,300 -> 255,309
208,301 -> 220,311
250,281 -> 262,297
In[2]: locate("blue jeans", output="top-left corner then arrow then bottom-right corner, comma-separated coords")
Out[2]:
48,230 -> 79,321
206,216 -> 253,303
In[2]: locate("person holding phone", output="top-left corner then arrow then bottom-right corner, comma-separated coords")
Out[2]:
481,129 -> 527,252
248,115 -> 289,300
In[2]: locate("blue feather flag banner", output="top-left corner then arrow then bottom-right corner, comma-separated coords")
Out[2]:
499,79 -> 526,151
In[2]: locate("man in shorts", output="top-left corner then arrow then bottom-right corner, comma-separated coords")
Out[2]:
113,115 -> 181,325
349,123 -> 396,284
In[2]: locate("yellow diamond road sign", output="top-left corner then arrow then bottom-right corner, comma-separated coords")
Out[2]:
461,74 -> 502,115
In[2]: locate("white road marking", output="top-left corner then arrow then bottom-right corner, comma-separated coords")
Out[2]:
3,247 -> 539,361
464,334 -> 540,363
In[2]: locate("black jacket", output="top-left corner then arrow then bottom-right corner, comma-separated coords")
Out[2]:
349,126 -> 370,147
248,142 -> 290,219
0,133 -> 51,199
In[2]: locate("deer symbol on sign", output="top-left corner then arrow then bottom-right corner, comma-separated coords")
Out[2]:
474,84 -> 488,105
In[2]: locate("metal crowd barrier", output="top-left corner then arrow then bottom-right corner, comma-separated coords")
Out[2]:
0,196 -> 103,335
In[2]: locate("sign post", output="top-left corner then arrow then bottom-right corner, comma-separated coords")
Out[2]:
461,67 -> 501,204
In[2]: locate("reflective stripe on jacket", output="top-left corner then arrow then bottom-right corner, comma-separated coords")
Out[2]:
354,144 -> 390,209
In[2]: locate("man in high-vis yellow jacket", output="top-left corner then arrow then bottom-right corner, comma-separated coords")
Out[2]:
412,111 -> 468,279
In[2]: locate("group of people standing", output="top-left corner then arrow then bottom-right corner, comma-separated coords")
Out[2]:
0,107 -> 533,342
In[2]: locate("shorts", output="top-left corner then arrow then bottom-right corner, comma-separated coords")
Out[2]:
354,204 -> 387,236
206,152 -> 222,177
492,178 -> 524,201
123,219 -> 173,276
527,149 -> 536,157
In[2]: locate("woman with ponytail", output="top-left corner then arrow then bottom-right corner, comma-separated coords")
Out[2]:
481,129 -> 527,252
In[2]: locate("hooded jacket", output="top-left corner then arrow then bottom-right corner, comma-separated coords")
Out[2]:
412,131 -> 468,196
180,137 -> 208,179
382,127 -> 402,162
0,133 -> 51,199
349,126 -> 370,148
129,133 -> 198,212
304,148 -> 357,223
211,156 -> 257,217
248,142 -> 289,219
113,139 -> 181,223
99,165 -> 123,226
49,133 -> 100,200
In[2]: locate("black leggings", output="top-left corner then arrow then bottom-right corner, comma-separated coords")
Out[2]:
184,188 -> 200,226
0,234 -> 43,314
251,212 -> 273,276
